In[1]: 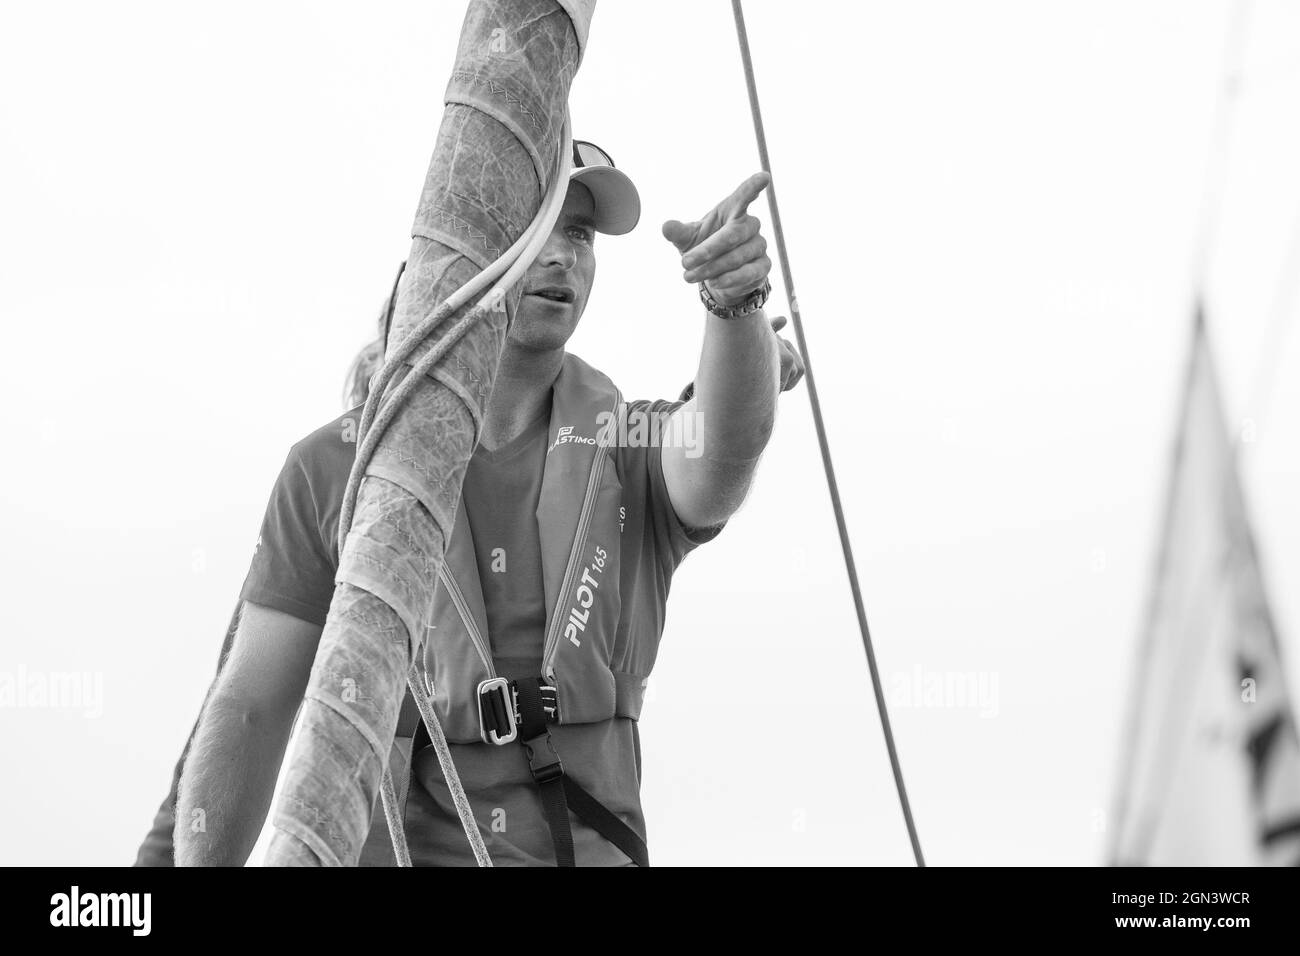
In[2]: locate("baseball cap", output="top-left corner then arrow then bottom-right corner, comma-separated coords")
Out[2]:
569,139 -> 640,236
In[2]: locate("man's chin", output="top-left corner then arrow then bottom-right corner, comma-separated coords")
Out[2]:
509,304 -> 581,351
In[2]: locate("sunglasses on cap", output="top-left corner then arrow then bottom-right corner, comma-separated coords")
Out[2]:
573,139 -> 616,169
382,142 -> 628,344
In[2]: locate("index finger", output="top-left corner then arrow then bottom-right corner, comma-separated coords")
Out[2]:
721,171 -> 771,221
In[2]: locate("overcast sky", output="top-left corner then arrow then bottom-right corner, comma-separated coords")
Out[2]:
2,0 -> 1298,865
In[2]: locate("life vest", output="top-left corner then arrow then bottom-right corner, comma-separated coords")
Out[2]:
420,351 -> 639,743
364,352 -> 652,866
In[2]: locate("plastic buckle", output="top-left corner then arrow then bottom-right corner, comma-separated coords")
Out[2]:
523,732 -> 564,784
477,677 -> 518,745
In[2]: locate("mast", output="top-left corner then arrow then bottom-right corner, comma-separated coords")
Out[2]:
264,0 -> 595,866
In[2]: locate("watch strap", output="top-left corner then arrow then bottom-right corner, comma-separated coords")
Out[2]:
699,278 -> 771,320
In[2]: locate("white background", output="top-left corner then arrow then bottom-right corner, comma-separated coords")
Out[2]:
1,0 -> 1298,866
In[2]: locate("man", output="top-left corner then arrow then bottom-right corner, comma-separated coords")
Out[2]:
150,140 -> 803,866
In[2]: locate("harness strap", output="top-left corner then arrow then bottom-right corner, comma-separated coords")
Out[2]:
561,777 -> 649,868
512,677 -> 649,868
515,677 -> 575,867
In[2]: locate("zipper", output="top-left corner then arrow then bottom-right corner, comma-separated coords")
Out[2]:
438,565 -> 495,678
541,394 -> 621,679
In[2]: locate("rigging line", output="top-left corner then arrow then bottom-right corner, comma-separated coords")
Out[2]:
730,0 -> 925,867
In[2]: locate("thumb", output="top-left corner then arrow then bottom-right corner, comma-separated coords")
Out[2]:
661,218 -> 701,253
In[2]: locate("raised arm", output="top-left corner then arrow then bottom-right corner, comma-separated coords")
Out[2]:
660,172 -> 785,529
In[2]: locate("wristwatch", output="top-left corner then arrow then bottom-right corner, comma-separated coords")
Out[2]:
699,278 -> 771,320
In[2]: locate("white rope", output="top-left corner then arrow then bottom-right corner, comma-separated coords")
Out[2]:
409,667 -> 493,867
380,666 -> 490,868
379,761 -> 413,867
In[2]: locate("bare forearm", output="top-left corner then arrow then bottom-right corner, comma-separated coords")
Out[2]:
174,694 -> 295,866
694,308 -> 780,460
664,308 -> 780,527
661,171 -> 784,526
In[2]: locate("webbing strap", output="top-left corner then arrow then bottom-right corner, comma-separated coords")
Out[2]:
561,777 -> 649,868
513,677 -> 648,867
515,678 -> 575,867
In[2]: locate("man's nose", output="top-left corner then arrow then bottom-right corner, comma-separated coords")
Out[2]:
537,229 -> 577,270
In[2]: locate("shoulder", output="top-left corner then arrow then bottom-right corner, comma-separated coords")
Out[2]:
621,397 -> 681,417
271,407 -> 362,518
616,398 -> 689,446
614,396 -> 723,560
558,352 -> 690,459
241,408 -> 361,622
609,397 -> 687,482
285,406 -> 363,478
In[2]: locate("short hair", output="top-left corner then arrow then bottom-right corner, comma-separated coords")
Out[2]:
341,262 -> 405,410
342,337 -> 384,410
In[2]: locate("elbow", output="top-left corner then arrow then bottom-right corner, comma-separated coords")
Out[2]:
754,407 -> 777,451
206,689 -> 277,731
708,412 -> 775,467
686,461 -> 760,529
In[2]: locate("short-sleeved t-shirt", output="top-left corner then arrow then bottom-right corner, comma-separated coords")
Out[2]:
460,406 -> 549,680
239,386 -> 721,866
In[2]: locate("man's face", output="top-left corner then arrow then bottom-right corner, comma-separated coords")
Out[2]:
512,182 -> 597,351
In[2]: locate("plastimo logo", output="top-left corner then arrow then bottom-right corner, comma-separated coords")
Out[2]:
548,424 -> 596,455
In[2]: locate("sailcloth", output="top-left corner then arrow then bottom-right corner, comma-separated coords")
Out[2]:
1110,308 -> 1300,866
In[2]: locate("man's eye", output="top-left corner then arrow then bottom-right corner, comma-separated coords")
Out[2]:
567,226 -> 594,244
